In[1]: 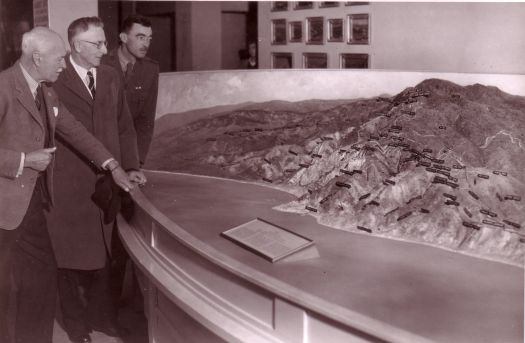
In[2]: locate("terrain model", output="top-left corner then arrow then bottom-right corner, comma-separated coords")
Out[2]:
148,79 -> 525,266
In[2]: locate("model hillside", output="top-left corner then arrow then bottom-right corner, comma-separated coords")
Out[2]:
147,79 -> 525,266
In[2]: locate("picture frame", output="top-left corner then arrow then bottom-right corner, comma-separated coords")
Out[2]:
289,21 -> 303,42
272,53 -> 293,69
319,1 -> 339,7
271,1 -> 289,11
306,16 -> 324,45
348,13 -> 369,45
340,53 -> 369,68
294,2 -> 314,10
271,19 -> 287,45
303,53 -> 328,68
327,18 -> 344,42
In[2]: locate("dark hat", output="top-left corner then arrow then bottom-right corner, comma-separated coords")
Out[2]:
91,174 -> 122,224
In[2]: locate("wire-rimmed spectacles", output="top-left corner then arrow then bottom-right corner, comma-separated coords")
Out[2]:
79,40 -> 108,49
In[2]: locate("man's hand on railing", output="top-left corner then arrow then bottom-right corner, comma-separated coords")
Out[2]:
110,166 -> 134,192
128,170 -> 147,187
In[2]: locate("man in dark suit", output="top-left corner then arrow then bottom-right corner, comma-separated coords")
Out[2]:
101,14 -> 159,309
0,27 -> 134,343
46,17 -> 146,343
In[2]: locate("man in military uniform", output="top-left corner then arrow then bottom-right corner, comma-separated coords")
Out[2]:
102,14 -> 159,167
101,13 -> 159,311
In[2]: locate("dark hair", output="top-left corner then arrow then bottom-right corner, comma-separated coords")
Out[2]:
120,14 -> 152,34
67,16 -> 104,45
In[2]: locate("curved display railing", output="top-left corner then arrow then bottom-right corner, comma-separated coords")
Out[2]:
119,184 -> 434,343
119,171 -> 524,343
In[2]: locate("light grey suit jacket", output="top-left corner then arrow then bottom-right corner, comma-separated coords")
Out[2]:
0,62 -> 114,230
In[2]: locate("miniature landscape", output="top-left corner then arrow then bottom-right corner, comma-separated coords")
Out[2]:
147,79 -> 525,266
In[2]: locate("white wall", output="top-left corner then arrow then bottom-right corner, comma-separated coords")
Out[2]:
371,2 -> 525,74
47,0 -> 98,46
259,2 -> 525,74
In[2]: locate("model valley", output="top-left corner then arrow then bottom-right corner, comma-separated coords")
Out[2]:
147,79 -> 525,266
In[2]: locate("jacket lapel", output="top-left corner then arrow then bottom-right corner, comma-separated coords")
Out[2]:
62,56 -> 94,106
91,65 -> 112,138
13,64 -> 44,130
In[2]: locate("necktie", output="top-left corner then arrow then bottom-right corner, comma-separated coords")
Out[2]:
124,62 -> 134,82
87,70 -> 96,99
35,84 -> 49,148
35,84 -> 43,110
34,84 -> 50,201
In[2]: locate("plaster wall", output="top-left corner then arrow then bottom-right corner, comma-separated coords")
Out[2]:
47,0 -> 97,46
371,2 -> 525,74
259,2 -> 525,74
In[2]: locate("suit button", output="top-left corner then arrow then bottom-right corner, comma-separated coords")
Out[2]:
35,137 -> 41,142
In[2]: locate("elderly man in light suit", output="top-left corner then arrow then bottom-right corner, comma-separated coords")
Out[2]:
0,27 -> 135,343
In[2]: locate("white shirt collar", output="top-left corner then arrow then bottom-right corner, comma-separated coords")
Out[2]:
69,55 -> 97,89
19,63 -> 40,99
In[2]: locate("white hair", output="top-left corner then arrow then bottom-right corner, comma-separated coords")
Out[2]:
21,26 -> 62,57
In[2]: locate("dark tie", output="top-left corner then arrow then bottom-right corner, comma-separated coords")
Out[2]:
35,84 -> 49,148
124,62 -> 134,82
35,84 -> 43,110
87,70 -> 96,98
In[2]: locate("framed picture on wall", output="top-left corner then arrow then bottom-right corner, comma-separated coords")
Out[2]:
327,19 -> 344,42
348,14 -> 369,45
340,53 -> 369,68
289,21 -> 303,42
306,17 -> 324,44
271,1 -> 289,11
294,2 -> 314,10
303,53 -> 328,68
345,2 -> 369,5
272,19 -> 287,45
319,2 -> 339,7
272,53 -> 293,68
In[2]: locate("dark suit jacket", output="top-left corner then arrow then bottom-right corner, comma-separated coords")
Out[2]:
46,56 -> 140,270
0,62 -> 113,231
102,49 -> 159,166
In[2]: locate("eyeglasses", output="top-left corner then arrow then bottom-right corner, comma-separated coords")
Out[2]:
79,40 -> 108,50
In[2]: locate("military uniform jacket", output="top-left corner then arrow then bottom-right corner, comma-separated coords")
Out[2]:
102,49 -> 159,166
